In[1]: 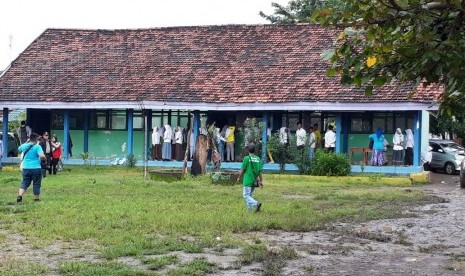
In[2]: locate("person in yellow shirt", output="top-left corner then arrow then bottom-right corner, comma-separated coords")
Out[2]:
313,123 -> 321,149
225,125 -> 235,162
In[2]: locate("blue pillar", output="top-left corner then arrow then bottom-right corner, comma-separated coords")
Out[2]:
83,110 -> 89,153
342,114 -> 349,153
63,110 -> 69,159
127,109 -> 134,155
413,111 -> 421,166
262,113 -> 269,162
2,108 -> 8,161
145,109 -> 152,159
193,111 -> 200,154
335,114 -> 342,153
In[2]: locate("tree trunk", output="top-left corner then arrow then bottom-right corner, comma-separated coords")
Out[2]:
191,134 -> 208,176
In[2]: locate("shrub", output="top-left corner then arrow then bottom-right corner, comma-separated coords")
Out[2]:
310,149 -> 351,176
289,140 -> 312,175
80,152 -> 90,165
267,132 -> 291,173
126,154 -> 138,168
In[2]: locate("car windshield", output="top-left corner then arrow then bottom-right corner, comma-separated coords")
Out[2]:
439,142 -> 465,153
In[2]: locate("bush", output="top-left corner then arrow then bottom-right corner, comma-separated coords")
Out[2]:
267,132 -> 291,173
289,140 -> 312,175
126,154 -> 138,168
310,150 -> 351,176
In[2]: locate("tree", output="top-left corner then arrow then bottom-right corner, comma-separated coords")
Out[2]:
259,0 -> 347,23
312,1 -> 465,114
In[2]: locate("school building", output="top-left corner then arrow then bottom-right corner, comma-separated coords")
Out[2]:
0,24 -> 441,173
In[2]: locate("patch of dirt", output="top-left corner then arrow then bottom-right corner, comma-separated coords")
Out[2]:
2,172 -> 465,275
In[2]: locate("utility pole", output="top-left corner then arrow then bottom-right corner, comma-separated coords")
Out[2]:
8,34 -> 13,65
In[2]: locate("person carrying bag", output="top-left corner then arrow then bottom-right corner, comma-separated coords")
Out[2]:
237,143 -> 264,212
17,133 -> 46,203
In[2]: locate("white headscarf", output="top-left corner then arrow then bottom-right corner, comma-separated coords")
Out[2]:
163,125 -> 172,141
393,128 -> 404,150
279,127 -> 288,144
405,129 -> 414,148
152,127 -> 160,145
422,146 -> 433,164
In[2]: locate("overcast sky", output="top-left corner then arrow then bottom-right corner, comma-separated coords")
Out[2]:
0,0 -> 291,70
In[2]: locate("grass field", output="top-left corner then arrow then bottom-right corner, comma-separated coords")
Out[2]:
0,166 -> 438,275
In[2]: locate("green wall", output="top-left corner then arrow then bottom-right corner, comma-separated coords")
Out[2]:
52,129 -> 395,163
51,129 -> 146,159
347,133 -> 394,164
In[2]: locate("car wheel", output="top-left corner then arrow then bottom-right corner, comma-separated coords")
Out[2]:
444,162 -> 455,175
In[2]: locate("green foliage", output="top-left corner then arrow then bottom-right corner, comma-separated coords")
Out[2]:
430,103 -> 465,144
126,153 -> 138,168
288,135 -> 313,175
243,118 -> 264,146
313,0 -> 465,108
238,244 -> 299,275
242,117 -> 264,158
142,255 -> 179,270
239,244 -> 269,265
79,152 -> 89,165
167,258 -> 217,276
0,258 -> 49,275
267,132 -> 290,172
59,261 -> 148,276
310,149 -> 351,176
260,0 -> 348,24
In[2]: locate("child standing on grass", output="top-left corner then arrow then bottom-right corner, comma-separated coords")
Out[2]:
237,143 -> 264,212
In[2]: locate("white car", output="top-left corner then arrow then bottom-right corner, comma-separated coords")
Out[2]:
429,139 -> 465,174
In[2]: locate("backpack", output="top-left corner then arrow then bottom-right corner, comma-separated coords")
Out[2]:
368,139 -> 374,150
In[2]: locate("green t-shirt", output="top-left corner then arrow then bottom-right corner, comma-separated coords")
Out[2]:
241,154 -> 263,187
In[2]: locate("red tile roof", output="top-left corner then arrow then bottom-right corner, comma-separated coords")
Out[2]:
0,24 -> 441,106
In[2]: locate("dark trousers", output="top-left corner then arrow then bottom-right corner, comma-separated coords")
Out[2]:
42,154 -> 52,177
404,147 -> 413,165
21,168 -> 42,195
51,158 -> 60,174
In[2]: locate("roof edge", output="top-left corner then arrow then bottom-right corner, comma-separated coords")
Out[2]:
0,101 -> 440,111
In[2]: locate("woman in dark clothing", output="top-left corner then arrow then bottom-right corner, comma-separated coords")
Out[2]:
39,132 -> 52,177
51,135 -> 62,175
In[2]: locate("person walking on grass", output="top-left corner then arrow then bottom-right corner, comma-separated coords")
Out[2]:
17,132 -> 46,203
237,143 -> 264,212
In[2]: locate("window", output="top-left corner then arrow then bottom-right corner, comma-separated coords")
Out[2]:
373,117 -> 385,132
51,112 -> 63,129
133,111 -> 144,130
394,113 -> 406,131
351,118 -> 363,132
111,110 -> 126,130
178,111 -> 189,128
51,111 -> 84,130
385,114 -> 394,133
90,110 -> 108,129
350,116 -> 371,133
407,116 -> 414,130
281,112 -> 300,131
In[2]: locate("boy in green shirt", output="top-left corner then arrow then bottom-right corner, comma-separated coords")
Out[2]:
237,143 -> 264,212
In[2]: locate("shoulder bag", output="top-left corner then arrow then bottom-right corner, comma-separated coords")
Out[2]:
249,156 -> 261,188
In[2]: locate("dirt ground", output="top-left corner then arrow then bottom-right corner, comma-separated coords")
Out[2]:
1,172 -> 465,275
